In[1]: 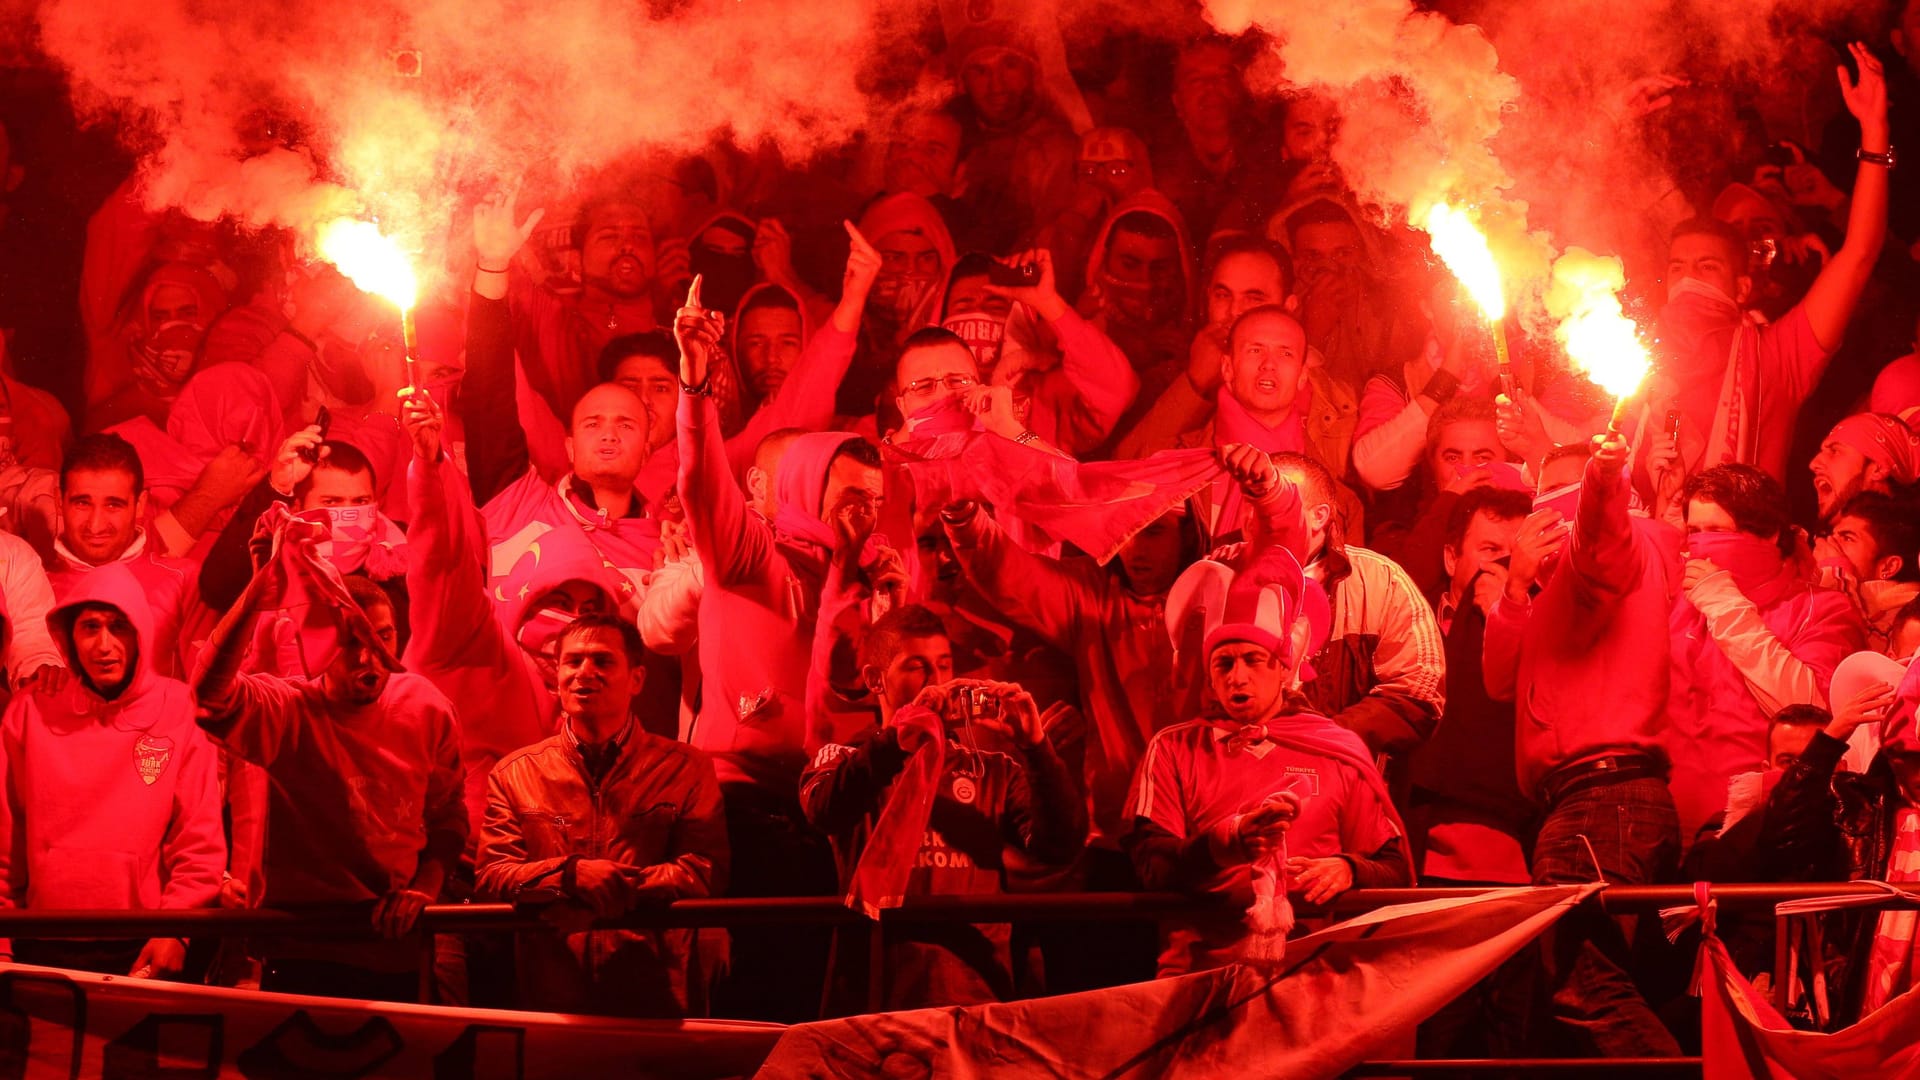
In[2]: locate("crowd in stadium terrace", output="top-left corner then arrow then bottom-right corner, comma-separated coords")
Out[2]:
0,0 -> 1917,1061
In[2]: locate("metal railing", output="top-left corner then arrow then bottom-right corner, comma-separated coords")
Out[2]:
3,882 -> 1908,1077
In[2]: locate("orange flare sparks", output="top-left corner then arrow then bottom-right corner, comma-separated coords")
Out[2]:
1545,248 -> 1651,424
316,218 -> 418,313
1423,202 -> 1506,323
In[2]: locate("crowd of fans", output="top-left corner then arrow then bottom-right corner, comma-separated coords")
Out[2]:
0,2 -> 1917,1062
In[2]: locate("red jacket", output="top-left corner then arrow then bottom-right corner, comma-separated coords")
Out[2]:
1486,456 -> 1683,800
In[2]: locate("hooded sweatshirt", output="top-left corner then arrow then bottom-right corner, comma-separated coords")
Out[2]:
1484,456 -> 1684,801
0,563 -> 224,923
850,194 -> 959,416
628,281 -> 859,506
50,529 -> 200,680
679,390 -> 855,791
1078,191 -> 1196,388
1666,533 -> 1865,841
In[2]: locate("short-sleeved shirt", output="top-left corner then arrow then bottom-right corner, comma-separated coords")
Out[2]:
1129,719 -> 1398,975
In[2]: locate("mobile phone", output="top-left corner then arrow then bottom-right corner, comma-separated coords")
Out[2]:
988,260 -> 1039,287
298,406 -> 332,463
1666,410 -> 1682,441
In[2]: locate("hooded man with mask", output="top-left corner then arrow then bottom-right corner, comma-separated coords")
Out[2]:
675,279 -> 887,1021
942,248 -> 1138,455
1667,463 -> 1865,842
1481,431 -> 1685,1058
1078,193 -> 1195,389
1642,45 -> 1888,484
851,193 -> 958,418
86,261 -> 230,434
0,563 -> 224,979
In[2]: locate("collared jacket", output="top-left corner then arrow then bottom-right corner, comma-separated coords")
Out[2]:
477,728 -> 728,1017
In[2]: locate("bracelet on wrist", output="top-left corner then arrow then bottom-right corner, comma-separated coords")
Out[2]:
1858,145 -> 1897,169
680,378 -> 713,397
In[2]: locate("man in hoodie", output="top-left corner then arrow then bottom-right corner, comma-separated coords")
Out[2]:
1647,45 -> 1888,484
1079,197 -> 1194,384
196,558 -> 467,1002
800,605 -> 1085,1009
1125,541 -> 1410,977
0,563 -> 223,978
1668,463 -> 1866,841
854,193 -> 958,417
52,433 -> 200,677
1808,411 -> 1918,529
478,614 -> 727,1018
676,280 -> 885,1020
947,19 -> 1079,247
1482,432 -> 1683,1057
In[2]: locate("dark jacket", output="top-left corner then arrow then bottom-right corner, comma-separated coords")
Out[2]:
799,723 -> 1086,1009
1763,730 -> 1903,1030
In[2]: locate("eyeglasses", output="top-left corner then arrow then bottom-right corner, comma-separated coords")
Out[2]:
1077,161 -> 1134,181
903,374 -> 978,396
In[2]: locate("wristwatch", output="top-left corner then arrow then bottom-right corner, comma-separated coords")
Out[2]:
1858,145 -> 1897,169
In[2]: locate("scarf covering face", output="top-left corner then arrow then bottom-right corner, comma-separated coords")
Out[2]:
310,505 -> 407,578
1685,530 -> 1783,595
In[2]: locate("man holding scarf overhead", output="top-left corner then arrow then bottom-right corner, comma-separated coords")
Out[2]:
1123,497 -> 1409,979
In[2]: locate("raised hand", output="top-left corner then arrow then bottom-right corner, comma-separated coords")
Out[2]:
1838,42 -> 1889,137
399,386 -> 444,462
473,180 -> 547,269
1217,442 -> 1278,498
270,423 -> 326,495
842,221 -> 883,300
982,249 -> 1067,321
673,275 -> 724,390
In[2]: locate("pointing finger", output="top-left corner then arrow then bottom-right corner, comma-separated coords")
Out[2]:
844,220 -> 876,254
687,273 -> 704,310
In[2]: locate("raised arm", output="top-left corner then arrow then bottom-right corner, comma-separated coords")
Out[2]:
942,499 -> 1094,650
992,250 -> 1139,453
676,277 -> 774,585
399,388 -> 509,674
1798,45 -> 1889,354
462,184 -> 548,508
722,222 -> 878,469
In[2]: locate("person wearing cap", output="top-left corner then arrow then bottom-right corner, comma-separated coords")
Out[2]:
1481,429 -> 1684,1057
1809,411 -> 1919,529
1123,515 -> 1409,978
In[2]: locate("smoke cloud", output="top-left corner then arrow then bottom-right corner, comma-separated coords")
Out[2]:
37,0 -> 923,285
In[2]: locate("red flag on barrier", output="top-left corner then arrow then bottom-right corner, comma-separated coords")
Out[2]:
757,884 -> 1599,1079
0,963 -> 782,1079
1700,932 -> 1920,1079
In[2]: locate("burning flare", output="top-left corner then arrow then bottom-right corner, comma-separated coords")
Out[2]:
1423,202 -> 1506,322
315,218 -> 418,312
1545,248 -> 1652,426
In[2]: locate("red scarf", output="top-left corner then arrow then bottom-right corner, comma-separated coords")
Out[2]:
1210,385 -> 1311,537
846,707 -> 947,918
